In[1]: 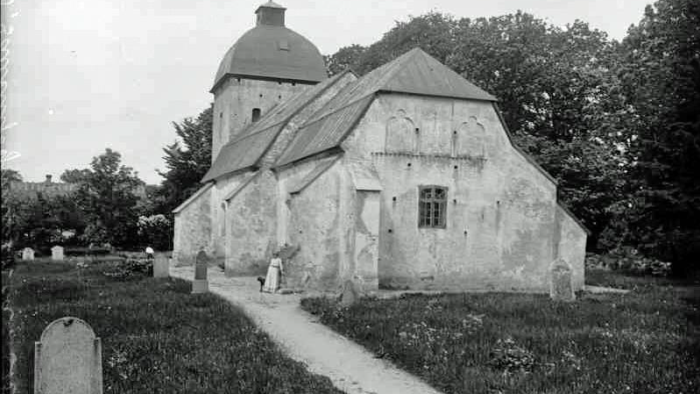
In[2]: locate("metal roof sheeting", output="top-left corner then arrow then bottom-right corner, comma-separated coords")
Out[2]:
202,72 -> 352,182
201,125 -> 281,182
305,48 -> 496,126
212,25 -> 327,91
382,49 -> 497,101
276,95 -> 375,167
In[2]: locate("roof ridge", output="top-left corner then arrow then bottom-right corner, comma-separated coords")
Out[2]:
301,92 -> 377,130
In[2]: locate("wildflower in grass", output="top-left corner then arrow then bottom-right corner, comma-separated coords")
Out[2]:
487,336 -> 536,374
561,349 -> 582,371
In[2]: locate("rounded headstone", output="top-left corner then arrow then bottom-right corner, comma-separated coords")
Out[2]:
35,317 -> 102,394
550,258 -> 575,302
340,280 -> 359,307
51,245 -> 65,261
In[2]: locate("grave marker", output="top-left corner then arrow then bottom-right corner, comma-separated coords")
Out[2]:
340,279 -> 359,307
22,247 -> 35,261
153,253 -> 169,278
550,258 -> 575,302
51,245 -> 64,261
34,317 -> 102,394
192,250 -> 209,294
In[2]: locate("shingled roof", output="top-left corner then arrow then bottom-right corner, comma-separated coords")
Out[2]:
201,71 -> 352,182
275,48 -> 498,167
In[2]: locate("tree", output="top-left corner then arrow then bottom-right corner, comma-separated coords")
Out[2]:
616,0 -> 700,272
156,106 -> 213,214
73,148 -> 144,247
60,168 -> 91,183
353,12 -> 458,75
325,44 -> 366,76
1,169 -> 24,246
326,10 -> 629,249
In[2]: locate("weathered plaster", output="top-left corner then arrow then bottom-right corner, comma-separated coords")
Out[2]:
173,186 -> 213,266
224,170 -> 278,275
555,204 -> 587,290
283,160 -> 344,290
341,93 -> 580,292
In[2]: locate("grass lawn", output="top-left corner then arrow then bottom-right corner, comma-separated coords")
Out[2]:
4,260 -> 343,394
2,270 -> 12,394
302,269 -> 700,394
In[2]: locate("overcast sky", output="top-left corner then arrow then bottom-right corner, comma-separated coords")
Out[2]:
3,0 -> 652,184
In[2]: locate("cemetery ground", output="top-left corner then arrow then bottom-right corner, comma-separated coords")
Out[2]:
2,259 -> 342,394
302,270 -> 700,394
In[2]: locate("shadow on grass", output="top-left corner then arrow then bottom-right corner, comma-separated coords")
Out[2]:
7,261 -> 343,394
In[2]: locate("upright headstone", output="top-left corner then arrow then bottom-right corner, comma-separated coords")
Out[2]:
340,279 -> 359,307
34,317 -> 102,394
22,247 -> 35,261
153,253 -> 169,278
192,251 -> 209,294
550,258 -> 575,302
51,245 -> 64,261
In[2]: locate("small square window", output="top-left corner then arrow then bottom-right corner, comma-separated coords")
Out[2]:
277,40 -> 289,51
418,186 -> 447,228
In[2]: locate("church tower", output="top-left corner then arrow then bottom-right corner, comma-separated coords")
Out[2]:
210,1 -> 328,162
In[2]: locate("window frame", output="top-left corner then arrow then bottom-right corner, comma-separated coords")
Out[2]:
418,185 -> 448,229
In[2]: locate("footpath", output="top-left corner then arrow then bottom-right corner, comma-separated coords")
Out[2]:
170,266 -> 443,394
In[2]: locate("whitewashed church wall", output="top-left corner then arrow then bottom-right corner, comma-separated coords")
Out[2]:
224,170 -> 278,276
342,93 -> 576,292
555,205 -> 587,290
283,161 -> 349,290
172,187 -> 213,266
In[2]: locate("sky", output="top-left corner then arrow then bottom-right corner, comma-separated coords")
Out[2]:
2,0 -> 653,184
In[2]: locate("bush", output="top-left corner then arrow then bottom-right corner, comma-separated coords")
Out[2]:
102,258 -> 152,280
136,214 -> 171,251
1,243 -> 14,269
585,248 -> 672,277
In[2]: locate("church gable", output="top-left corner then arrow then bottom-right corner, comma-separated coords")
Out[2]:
273,48 -> 498,169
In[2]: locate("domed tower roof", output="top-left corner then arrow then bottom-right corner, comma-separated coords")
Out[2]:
211,1 -> 327,93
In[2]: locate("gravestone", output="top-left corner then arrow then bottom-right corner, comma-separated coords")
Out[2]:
22,247 -> 35,261
153,253 -> 169,278
550,258 -> 575,302
340,279 -> 359,307
34,317 -> 102,394
51,245 -> 64,261
192,250 -> 209,294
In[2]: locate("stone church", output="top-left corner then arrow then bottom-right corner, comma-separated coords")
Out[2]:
173,1 -> 588,292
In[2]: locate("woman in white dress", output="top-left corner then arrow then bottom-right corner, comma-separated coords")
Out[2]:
262,252 -> 283,293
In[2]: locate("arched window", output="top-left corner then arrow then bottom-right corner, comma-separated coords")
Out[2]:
252,108 -> 261,122
385,110 -> 415,153
456,117 -> 486,157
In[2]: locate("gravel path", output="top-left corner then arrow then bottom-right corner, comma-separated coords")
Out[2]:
170,266 -> 443,394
